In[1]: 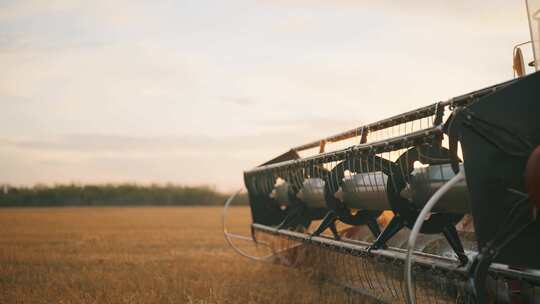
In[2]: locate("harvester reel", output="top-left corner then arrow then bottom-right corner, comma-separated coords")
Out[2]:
371,144 -> 468,265
276,166 -> 329,230
387,144 -> 464,233
316,155 -> 394,238
273,169 -> 311,230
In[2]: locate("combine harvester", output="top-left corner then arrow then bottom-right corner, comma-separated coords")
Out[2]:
224,1 -> 540,303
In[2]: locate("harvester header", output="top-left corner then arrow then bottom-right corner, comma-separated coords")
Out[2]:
225,2 -> 540,303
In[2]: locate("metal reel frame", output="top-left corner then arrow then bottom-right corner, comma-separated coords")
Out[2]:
370,143 -> 469,265
312,155 -> 395,239
276,165 -> 329,230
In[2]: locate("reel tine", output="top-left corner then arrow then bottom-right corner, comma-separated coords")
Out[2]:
267,170 -> 275,195
405,146 -> 411,187
269,170 -> 276,194
388,150 -> 399,199
348,151 -> 356,194
373,153 -> 381,194
277,169 -> 284,192
257,173 -> 266,196
293,166 -> 303,194
329,158 -> 336,197
261,172 -> 267,197
249,173 -> 257,195
298,165 -> 306,192
334,157 -> 341,195
366,153 -> 377,192
257,172 -> 266,195
333,157 -> 341,197
284,169 -> 292,193
371,153 -> 378,193
357,152 -> 368,194
253,175 -> 261,196
318,160 -> 323,179
247,174 -> 256,195
380,153 -> 387,194
292,166 -> 301,194
285,168 -> 292,195
397,148 -> 408,193
266,170 -> 274,194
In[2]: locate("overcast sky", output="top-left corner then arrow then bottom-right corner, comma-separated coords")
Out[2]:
0,0 -> 535,190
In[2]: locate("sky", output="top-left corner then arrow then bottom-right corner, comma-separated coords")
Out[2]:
0,0 -> 536,191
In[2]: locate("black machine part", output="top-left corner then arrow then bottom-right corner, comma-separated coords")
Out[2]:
274,168 -> 329,230
526,146 -> 540,208
404,163 -> 471,214
446,71 -> 540,303
310,156 -> 391,240
324,156 -> 389,226
358,145 -> 469,265
447,71 -> 540,270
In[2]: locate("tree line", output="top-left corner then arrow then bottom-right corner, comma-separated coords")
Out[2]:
0,184 -> 248,207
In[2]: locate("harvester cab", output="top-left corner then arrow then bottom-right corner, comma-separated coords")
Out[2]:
225,1 -> 540,303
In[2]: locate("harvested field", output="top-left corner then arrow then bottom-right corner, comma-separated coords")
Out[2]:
0,207 -> 361,304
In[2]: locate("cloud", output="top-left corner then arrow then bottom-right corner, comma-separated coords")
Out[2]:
0,94 -> 33,103
0,0 -> 152,25
0,0 -> 161,54
0,115 -> 367,186
0,0 -> 77,22
0,0 -> 533,190
0,142 -> 251,190
0,131 -> 301,155
259,0 -> 526,35
0,132 -> 293,189
259,0 -> 516,15
218,96 -> 257,106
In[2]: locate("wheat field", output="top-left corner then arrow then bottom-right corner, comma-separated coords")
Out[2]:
0,206 -> 353,304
